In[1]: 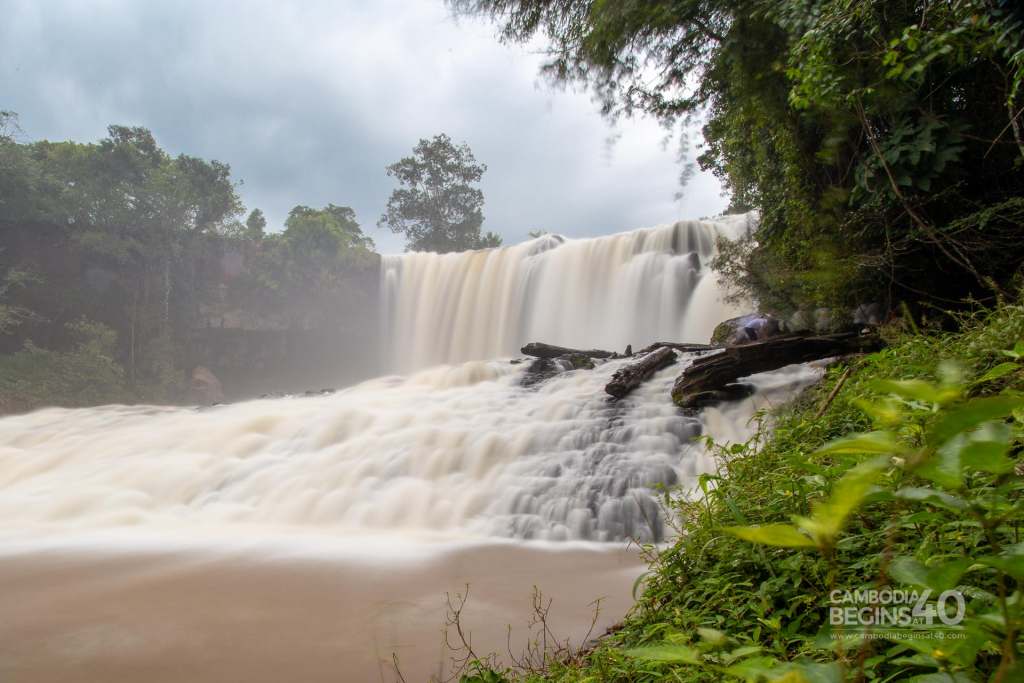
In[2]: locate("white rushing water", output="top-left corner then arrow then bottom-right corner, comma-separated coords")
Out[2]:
0,212 -> 827,682
382,214 -> 753,371
0,354 -> 819,543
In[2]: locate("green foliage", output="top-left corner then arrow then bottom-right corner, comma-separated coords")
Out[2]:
0,318 -> 128,412
484,301 -> 1024,682
378,133 -> 502,253
245,208 -> 267,241
224,204 -> 377,331
458,0 -> 1024,314
0,119 -> 379,410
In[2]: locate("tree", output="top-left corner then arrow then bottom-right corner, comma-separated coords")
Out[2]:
245,208 -> 267,240
378,133 -> 502,252
454,0 -> 1024,314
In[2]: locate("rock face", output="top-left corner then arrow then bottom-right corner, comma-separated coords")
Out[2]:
710,314 -> 787,346
189,366 -> 225,405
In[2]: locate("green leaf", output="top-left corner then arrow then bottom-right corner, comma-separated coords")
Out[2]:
908,673 -> 975,682
885,627 -> 986,668
625,644 -> 701,664
921,418 -> 1015,488
766,661 -> 844,683
721,645 -> 763,665
977,543 -> 1024,579
722,655 -> 779,679
696,627 -> 727,646
723,524 -> 817,548
813,431 -> 907,457
960,424 -> 1015,475
889,557 -> 972,592
793,458 -> 888,544
1000,341 -> 1024,360
853,398 -> 903,427
872,379 -> 958,405
973,361 -> 1019,384
893,487 -> 968,511
928,395 -> 1022,445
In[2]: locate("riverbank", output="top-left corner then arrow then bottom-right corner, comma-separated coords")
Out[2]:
474,303 -> 1024,681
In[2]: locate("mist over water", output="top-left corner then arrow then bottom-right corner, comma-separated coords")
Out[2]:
0,213 -> 824,681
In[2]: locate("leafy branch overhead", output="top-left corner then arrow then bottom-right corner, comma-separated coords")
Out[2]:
455,0 -> 1024,313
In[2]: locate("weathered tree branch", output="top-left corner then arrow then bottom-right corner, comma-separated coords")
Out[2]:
521,342 -> 617,359
605,347 -> 678,399
671,333 -> 882,409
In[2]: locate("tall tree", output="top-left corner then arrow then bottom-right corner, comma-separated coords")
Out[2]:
454,0 -> 1024,313
245,208 -> 267,240
378,134 -> 502,253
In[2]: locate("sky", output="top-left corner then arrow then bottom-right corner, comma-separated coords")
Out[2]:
1,0 -> 728,253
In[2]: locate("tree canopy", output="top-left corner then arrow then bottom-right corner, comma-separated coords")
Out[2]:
0,120 -> 379,409
378,133 -> 502,253
455,0 -> 1024,314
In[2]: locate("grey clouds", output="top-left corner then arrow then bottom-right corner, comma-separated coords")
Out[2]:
1,0 -> 727,253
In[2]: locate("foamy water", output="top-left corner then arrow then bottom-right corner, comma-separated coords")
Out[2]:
383,215 -> 752,371
0,213 -> 823,682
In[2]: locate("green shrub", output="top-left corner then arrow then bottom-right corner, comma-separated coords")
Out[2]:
0,317 -> 129,413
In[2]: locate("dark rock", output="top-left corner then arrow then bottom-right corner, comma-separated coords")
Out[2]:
521,357 -> 559,387
564,353 -> 596,370
710,314 -> 787,346
683,383 -> 756,409
189,366 -> 225,405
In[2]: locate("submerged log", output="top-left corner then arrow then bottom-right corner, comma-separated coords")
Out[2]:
521,342 -> 617,359
605,346 -> 678,399
671,332 -> 882,409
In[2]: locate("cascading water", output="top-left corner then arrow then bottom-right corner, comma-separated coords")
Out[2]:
0,212 -> 823,682
382,214 -> 753,371
0,352 -> 818,543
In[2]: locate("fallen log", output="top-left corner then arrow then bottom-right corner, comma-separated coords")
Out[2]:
521,342 -> 617,359
636,341 -> 718,355
605,346 -> 678,399
671,333 -> 882,409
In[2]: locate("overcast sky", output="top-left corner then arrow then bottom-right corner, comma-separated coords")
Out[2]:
2,0 -> 728,253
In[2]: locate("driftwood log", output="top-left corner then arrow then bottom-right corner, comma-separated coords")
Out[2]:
636,341 -> 717,355
605,346 -> 678,399
671,332 -> 882,409
521,342 -> 617,359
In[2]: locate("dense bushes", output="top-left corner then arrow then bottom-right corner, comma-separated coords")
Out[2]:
0,318 -> 129,412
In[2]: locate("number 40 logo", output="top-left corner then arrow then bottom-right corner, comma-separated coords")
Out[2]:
913,589 -> 966,626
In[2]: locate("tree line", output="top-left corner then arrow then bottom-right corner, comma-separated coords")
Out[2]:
0,114 -> 497,410
456,0 -> 1024,317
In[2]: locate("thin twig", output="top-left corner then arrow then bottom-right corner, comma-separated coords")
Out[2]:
815,366 -> 853,419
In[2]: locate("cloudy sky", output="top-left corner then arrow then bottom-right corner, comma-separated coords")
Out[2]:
2,0 -> 728,253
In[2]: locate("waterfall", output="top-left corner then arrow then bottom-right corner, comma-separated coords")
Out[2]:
382,214 -> 753,372
0,212 -> 806,545
0,211 -> 824,681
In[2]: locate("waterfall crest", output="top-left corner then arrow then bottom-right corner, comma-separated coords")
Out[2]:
382,214 -> 753,372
